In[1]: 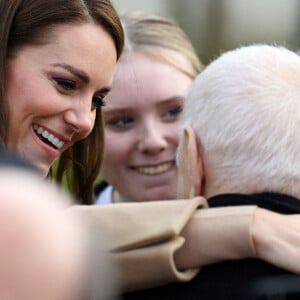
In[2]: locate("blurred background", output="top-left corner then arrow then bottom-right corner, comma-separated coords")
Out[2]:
112,0 -> 300,65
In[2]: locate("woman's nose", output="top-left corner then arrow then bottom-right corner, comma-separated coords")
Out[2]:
63,105 -> 95,135
137,123 -> 168,154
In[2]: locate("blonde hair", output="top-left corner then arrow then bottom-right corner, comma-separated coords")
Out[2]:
181,44 -> 300,198
120,11 -> 203,79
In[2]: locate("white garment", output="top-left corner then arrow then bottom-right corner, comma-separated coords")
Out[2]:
95,185 -> 113,205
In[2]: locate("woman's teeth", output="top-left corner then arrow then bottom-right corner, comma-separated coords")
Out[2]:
135,162 -> 172,175
33,125 -> 64,149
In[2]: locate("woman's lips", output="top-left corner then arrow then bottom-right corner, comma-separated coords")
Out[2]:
132,161 -> 174,175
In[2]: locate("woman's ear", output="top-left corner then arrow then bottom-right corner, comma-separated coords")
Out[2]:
177,126 -> 204,199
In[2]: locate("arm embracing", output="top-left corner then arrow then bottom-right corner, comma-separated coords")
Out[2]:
175,205 -> 257,269
69,201 -> 300,293
176,206 -> 300,276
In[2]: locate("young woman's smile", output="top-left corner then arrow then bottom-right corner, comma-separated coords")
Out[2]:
130,160 -> 175,176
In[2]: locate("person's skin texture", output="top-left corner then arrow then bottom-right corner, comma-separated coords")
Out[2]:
101,52 -> 192,202
5,23 -> 116,176
0,167 -> 85,300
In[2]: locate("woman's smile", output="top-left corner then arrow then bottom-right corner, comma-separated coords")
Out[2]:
131,161 -> 175,175
33,124 -> 66,150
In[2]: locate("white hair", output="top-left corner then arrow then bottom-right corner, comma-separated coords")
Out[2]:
180,44 -> 300,198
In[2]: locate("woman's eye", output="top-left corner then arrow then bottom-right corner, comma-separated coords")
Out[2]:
164,105 -> 183,120
53,78 -> 76,91
92,95 -> 106,110
106,116 -> 134,129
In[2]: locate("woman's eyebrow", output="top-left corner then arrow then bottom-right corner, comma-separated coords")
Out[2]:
157,95 -> 185,105
51,63 -> 112,92
52,63 -> 90,83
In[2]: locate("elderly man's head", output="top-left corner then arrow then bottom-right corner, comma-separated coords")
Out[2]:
178,45 -> 300,199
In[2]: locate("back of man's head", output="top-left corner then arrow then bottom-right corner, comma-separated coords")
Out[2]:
181,44 -> 300,198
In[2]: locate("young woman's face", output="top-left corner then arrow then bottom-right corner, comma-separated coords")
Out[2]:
101,52 -> 193,202
5,23 -> 116,176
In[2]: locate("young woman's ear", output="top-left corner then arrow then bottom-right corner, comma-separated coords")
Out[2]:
177,126 -> 204,199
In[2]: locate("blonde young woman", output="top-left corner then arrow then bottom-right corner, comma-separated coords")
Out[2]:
95,12 -> 202,204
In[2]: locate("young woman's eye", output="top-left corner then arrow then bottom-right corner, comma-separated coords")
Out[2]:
164,105 -> 183,120
106,116 -> 134,129
92,95 -> 106,110
53,78 -> 76,91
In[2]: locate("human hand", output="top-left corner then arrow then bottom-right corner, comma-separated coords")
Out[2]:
252,208 -> 300,274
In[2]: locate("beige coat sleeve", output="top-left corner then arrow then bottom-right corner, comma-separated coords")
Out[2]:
68,199 -> 256,293
69,198 -> 204,291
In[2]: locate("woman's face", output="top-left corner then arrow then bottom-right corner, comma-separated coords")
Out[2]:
101,52 -> 193,202
5,23 -> 116,176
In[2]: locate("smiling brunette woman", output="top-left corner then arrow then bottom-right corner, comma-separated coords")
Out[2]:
3,1 -> 300,299
1,0 -> 123,204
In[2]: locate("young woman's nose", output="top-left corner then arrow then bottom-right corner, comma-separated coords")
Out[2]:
137,122 -> 168,154
63,103 -> 94,134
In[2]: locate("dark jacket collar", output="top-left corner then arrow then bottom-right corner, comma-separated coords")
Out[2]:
208,192 -> 300,214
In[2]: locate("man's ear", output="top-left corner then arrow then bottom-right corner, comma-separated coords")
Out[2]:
177,126 -> 204,199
